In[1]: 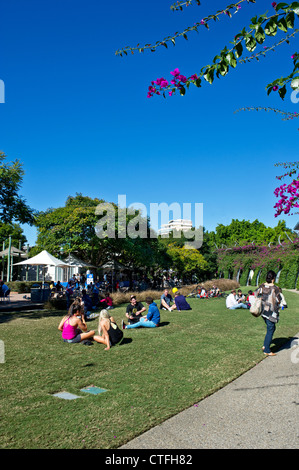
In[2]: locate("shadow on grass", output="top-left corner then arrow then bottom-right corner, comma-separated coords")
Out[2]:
0,308 -> 65,324
271,336 -> 299,352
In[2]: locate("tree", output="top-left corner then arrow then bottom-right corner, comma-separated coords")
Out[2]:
0,152 -> 34,224
208,218 -> 295,247
166,244 -> 209,280
34,193 -> 168,270
117,1 -> 299,216
0,222 -> 27,248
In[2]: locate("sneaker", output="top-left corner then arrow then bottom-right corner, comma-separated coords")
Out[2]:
88,313 -> 100,319
122,320 -> 126,330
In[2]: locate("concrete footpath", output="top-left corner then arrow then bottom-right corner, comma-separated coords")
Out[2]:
121,335 -> 299,449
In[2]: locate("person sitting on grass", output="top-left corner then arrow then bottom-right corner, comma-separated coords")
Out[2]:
236,289 -> 246,303
172,291 -> 192,311
58,302 -> 95,344
122,297 -> 160,329
160,289 -> 175,311
226,290 -> 248,310
0,281 -> 10,299
81,289 -> 94,318
93,310 -> 123,350
278,287 -> 287,309
100,291 -> 114,309
125,295 -> 146,324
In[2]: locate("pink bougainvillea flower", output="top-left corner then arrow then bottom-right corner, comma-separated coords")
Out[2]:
272,2 -> 277,8
273,86 -> 279,91
170,68 -> 180,77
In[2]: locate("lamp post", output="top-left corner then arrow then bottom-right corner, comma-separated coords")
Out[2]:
7,236 -> 11,282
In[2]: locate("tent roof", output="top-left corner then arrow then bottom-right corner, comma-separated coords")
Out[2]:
14,250 -> 70,267
100,260 -> 128,270
63,254 -> 97,268
0,246 -> 28,258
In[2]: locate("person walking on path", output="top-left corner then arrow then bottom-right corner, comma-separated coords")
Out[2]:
257,270 -> 282,357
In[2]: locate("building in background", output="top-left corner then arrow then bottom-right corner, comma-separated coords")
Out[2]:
158,219 -> 192,236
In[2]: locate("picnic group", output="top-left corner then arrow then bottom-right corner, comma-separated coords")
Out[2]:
57,270 -> 287,356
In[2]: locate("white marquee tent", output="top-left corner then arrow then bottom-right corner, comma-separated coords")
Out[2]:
14,250 -> 71,283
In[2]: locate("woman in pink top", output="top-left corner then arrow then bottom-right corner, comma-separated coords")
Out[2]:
58,302 -> 95,343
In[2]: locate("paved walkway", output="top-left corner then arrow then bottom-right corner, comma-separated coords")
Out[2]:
0,292 -> 44,312
121,335 -> 299,449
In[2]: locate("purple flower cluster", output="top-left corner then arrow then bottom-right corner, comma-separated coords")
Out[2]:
147,68 -> 198,98
274,179 -> 299,216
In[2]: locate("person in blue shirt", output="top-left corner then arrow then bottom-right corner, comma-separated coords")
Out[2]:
173,291 -> 192,311
81,289 -> 94,318
122,297 -> 160,329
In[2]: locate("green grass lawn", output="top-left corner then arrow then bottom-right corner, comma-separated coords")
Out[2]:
0,288 -> 298,449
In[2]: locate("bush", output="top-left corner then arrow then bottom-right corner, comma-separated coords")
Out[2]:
7,281 -> 42,293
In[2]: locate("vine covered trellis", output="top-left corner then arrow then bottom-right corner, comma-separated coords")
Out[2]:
216,237 -> 299,289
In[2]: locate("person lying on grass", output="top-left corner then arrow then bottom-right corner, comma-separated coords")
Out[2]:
93,309 -> 123,350
58,301 -> 95,343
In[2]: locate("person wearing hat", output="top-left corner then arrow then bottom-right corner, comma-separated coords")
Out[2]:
125,296 -> 146,324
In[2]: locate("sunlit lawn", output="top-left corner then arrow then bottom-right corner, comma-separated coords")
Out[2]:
0,288 -> 298,449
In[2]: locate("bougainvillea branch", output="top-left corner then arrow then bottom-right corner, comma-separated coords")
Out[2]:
234,106 -> 299,121
146,3 -> 299,98
274,162 -> 299,216
115,0 -> 252,57
170,0 -> 201,12
239,28 -> 299,63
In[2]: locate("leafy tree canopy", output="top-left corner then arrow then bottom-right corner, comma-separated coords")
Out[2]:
0,152 -> 34,225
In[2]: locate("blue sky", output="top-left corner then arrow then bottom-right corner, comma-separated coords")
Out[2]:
0,0 -> 298,245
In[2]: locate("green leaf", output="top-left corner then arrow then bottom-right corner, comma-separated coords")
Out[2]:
226,52 -> 237,68
276,2 -> 291,10
218,60 -> 229,77
255,26 -> 265,44
277,18 -> 288,32
265,18 -> 278,36
195,78 -> 202,87
179,86 -> 186,96
203,67 -> 215,84
245,35 -> 257,52
286,11 -> 295,28
235,42 -> 243,59
278,84 -> 287,100
290,2 -> 299,14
